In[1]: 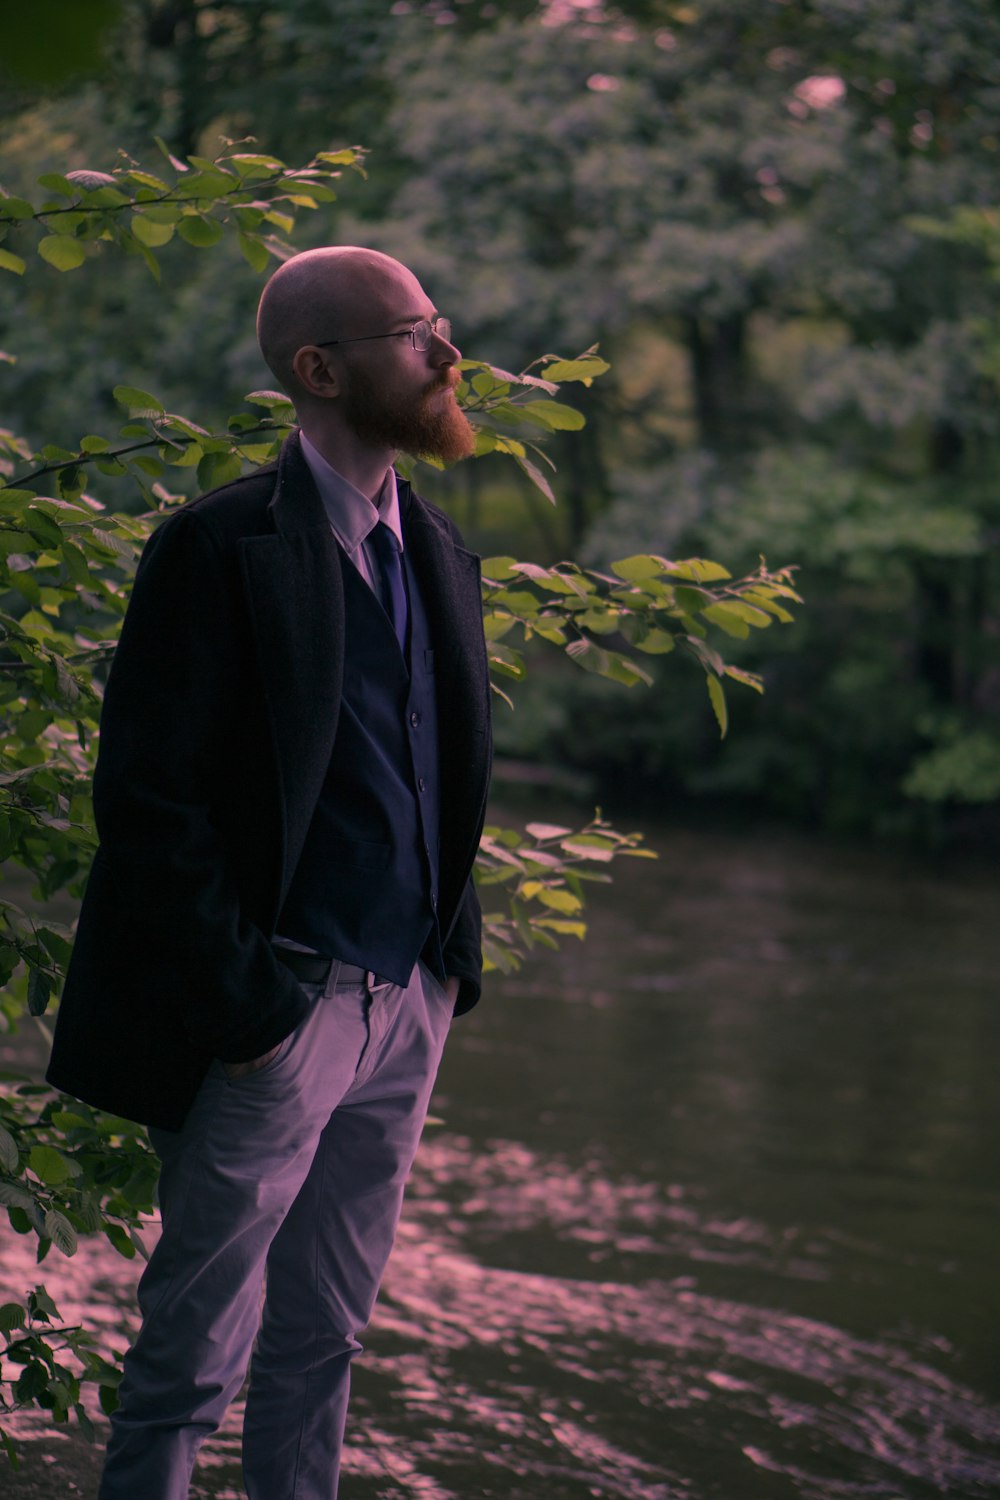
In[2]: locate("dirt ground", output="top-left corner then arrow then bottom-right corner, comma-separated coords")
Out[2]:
3,1430 -> 105,1499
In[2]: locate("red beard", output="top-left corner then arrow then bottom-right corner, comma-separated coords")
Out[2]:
342,366 -> 476,463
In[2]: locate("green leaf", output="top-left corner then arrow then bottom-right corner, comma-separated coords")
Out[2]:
525,822 -> 573,840
38,927 -> 72,965
0,248 -> 26,276
104,1222 -> 136,1259
0,1183 -> 35,1210
514,453 -> 556,505
540,355 -> 610,383
560,836 -> 617,861
536,887 -> 583,914
535,919 -> 587,938
43,1209 -> 78,1258
0,1302 -> 26,1334
113,385 -> 165,416
665,558 -> 732,583
611,555 -> 671,582
130,215 -> 175,248
632,627 -> 676,654
0,195 -> 35,219
15,1360 -> 51,1400
238,232 -> 270,272
37,174 -> 75,196
176,214 -> 223,247
565,638 -> 652,687
707,675 -> 728,737
89,527 -> 134,558
126,170 -> 171,191
686,635 -> 725,675
700,604 -> 750,639
516,399 -> 585,431
29,1287 -> 60,1322
0,1125 -> 18,1172
99,1384 -> 121,1416
24,507 -> 63,548
704,599 -> 772,632
724,665 -> 765,693
123,231 -> 162,283
244,389 -> 295,410
37,236 -> 87,271
196,451 -> 243,490
162,413 -> 210,440
487,643 -> 526,680
28,1145 -> 76,1186
229,153 -> 284,175
27,967 -> 52,1017
481,556 -> 519,582
74,1403 -> 96,1442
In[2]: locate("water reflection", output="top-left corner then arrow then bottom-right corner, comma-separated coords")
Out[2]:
3,823 -> 999,1497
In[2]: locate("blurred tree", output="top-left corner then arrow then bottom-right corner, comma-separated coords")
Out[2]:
3,0 -> 999,834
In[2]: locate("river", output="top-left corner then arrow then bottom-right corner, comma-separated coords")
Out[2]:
3,818 -> 999,1498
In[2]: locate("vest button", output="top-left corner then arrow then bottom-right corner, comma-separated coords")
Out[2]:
418,776 -> 427,792
409,711 -> 420,728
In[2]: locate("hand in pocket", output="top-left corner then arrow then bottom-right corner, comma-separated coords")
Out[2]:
223,1044 -> 282,1080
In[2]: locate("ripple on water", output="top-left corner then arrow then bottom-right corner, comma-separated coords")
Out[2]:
4,1133 -> 999,1499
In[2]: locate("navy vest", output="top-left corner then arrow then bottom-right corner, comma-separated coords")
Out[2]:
277,542 -> 445,984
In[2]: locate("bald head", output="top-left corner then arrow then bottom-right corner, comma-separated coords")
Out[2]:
256,247 -> 425,403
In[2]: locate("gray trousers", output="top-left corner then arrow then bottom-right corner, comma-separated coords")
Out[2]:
98,961 -> 453,1500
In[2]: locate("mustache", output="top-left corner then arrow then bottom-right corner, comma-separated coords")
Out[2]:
425,369 -> 460,397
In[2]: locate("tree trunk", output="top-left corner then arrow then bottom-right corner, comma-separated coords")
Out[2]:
684,312 -> 747,453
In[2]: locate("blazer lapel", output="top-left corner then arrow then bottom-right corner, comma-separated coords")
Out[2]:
402,482 -> 490,735
402,482 -> 492,923
238,434 -> 345,901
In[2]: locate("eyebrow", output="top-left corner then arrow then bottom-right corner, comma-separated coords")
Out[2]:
390,309 -> 438,328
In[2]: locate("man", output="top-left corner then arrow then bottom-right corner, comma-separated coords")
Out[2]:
46,246 -> 493,1499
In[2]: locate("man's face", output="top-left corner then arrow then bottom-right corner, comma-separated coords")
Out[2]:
334,271 -> 476,463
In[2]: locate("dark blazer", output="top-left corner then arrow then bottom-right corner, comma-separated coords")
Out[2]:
46,433 -> 492,1131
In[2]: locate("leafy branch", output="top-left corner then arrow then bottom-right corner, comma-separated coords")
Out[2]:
0,141 -> 365,281
0,1286 -> 124,1463
477,813 -> 656,972
482,552 -> 800,735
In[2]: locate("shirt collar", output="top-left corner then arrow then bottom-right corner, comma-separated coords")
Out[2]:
298,429 -> 403,557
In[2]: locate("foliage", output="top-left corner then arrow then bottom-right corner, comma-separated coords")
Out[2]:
476,813 -> 655,973
0,137 -> 364,282
0,144 -> 798,1455
0,1285 -> 123,1466
535,442 -> 997,833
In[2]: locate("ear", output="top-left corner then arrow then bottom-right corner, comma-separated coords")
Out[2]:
292,345 -> 341,402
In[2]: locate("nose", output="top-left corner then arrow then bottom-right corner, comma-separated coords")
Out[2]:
429,327 -> 461,364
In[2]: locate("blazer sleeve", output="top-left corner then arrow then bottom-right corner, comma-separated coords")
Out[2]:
442,875 -> 483,1013
88,506 -> 308,1063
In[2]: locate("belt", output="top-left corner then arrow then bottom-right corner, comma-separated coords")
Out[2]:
272,948 -> 369,986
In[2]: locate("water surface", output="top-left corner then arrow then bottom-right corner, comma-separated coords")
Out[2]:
3,821 -> 999,1497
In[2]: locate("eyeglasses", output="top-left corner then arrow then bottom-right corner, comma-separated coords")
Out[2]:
315,317 -> 452,353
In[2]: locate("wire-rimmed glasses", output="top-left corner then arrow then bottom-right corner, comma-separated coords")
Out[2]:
315,317 -> 452,353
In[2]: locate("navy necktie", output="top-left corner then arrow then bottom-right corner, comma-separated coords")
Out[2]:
369,520 -> 408,652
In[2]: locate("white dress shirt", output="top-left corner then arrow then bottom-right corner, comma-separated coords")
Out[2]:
298,429 -> 403,590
